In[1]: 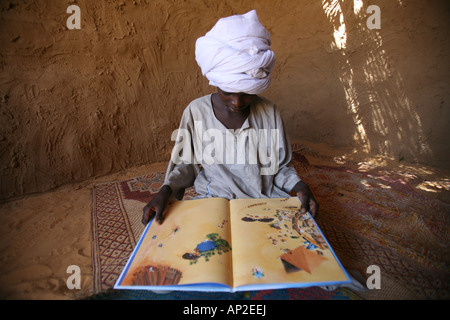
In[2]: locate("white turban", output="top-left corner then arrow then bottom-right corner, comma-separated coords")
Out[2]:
195,10 -> 276,95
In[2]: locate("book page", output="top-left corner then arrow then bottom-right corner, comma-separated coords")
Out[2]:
229,197 -> 349,289
118,198 -> 233,288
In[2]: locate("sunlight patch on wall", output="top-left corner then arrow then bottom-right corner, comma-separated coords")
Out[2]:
340,60 -> 371,152
353,0 -> 363,15
323,0 -> 347,50
322,0 -> 370,152
361,31 -> 431,158
322,0 -> 431,161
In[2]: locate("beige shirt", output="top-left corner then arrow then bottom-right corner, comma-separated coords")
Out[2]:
164,94 -> 301,200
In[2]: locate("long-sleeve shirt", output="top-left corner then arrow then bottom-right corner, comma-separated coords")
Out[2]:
163,94 -> 301,200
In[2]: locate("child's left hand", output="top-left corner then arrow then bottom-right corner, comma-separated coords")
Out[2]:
293,181 -> 319,218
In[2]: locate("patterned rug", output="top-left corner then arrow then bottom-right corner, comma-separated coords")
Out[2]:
90,145 -> 450,300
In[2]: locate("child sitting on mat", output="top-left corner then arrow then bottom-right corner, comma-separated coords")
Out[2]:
142,10 -> 318,225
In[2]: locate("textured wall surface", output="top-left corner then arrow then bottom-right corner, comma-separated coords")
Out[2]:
1,0 -> 449,200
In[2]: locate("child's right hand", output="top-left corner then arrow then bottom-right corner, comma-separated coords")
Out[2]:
142,185 -> 172,225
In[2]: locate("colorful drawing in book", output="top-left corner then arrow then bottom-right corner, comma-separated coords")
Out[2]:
241,207 -> 329,275
130,265 -> 183,286
182,233 -> 232,265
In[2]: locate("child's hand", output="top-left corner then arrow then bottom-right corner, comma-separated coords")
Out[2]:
293,181 -> 319,218
142,185 -> 172,225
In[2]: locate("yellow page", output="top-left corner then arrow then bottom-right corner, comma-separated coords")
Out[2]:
120,198 -> 233,287
229,197 -> 348,288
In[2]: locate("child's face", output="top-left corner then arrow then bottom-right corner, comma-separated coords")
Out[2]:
217,88 -> 255,114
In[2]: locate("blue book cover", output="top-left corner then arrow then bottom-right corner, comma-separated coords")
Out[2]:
114,197 -> 351,292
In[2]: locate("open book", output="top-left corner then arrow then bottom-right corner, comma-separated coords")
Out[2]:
114,197 -> 350,292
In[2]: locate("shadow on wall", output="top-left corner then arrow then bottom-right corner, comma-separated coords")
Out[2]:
320,0 -> 439,165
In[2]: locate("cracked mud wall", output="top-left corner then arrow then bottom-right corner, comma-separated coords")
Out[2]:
1,0 -> 449,200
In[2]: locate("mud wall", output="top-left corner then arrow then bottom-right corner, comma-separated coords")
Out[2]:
1,0 -> 449,200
